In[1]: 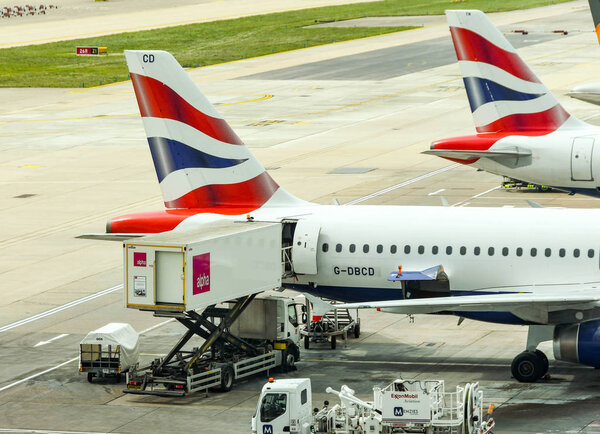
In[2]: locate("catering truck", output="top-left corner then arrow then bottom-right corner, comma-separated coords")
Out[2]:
122,221 -> 306,397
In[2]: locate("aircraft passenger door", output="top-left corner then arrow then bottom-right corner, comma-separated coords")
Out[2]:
571,137 -> 594,181
291,220 -> 321,275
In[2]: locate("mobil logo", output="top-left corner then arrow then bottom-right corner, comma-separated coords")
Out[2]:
394,407 -> 404,417
193,253 -> 210,295
262,425 -> 273,434
133,252 -> 147,267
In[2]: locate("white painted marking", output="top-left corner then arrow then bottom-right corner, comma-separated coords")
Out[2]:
0,285 -> 122,334
0,319 -> 173,393
346,163 -> 460,205
34,333 -> 69,348
428,188 -> 445,196
458,202 -> 470,207
451,186 -> 499,207
0,430 -> 104,434
0,357 -> 78,393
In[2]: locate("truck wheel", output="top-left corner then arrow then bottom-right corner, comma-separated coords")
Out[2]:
115,373 -> 122,383
218,365 -> 234,392
282,349 -> 296,372
87,373 -> 95,383
304,336 -> 310,350
292,343 -> 300,362
354,323 -> 361,339
331,335 -> 337,350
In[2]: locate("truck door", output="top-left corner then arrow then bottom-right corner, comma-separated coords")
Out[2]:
291,220 -> 320,275
155,250 -> 184,305
571,137 -> 594,181
259,392 -> 290,434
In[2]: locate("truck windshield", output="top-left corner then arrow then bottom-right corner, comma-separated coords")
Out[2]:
260,393 -> 288,422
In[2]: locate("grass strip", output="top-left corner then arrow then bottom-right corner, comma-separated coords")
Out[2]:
0,0 -> 572,87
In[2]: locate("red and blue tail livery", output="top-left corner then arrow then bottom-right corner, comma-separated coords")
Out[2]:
425,10 -> 600,197
447,9 -> 570,134
125,50 -> 300,211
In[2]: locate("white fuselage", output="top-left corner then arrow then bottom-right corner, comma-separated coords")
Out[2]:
472,122 -> 600,194
177,204 -> 600,319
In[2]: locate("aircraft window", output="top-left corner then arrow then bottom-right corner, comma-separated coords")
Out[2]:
531,248 -> 537,257
502,247 -> 508,256
488,247 -> 495,256
404,245 -> 411,254
460,246 -> 466,255
432,246 -> 439,255
363,244 -> 369,253
446,246 -> 452,255
377,244 -> 383,254
418,245 -> 424,254
390,245 -> 397,254
260,393 -> 287,423
516,247 -> 523,257
322,243 -> 329,253
545,248 -> 551,257
588,249 -> 595,258
574,248 -> 580,258
336,243 -> 342,253
349,244 -> 356,253
559,248 -> 565,257
474,247 -> 480,256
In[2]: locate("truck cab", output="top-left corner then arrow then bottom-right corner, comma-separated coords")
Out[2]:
252,378 -> 312,434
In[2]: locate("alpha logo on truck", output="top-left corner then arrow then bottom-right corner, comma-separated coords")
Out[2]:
193,253 -> 210,295
133,252 -> 147,267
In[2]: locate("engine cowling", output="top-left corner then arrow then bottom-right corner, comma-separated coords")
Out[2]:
553,320 -> 600,368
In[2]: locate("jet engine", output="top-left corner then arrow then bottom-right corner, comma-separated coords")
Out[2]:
553,320 -> 600,368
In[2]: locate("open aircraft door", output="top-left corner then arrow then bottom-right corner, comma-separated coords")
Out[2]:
291,220 -> 320,275
571,137 -> 594,181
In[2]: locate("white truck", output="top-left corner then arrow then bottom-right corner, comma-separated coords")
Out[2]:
252,378 -> 495,434
125,295 -> 305,396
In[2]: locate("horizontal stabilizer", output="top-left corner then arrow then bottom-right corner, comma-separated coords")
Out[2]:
388,265 -> 443,281
77,233 -> 147,242
423,148 -> 531,161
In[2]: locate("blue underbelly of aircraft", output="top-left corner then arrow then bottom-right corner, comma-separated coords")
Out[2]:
284,283 -> 529,325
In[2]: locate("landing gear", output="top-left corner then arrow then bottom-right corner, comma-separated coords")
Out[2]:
511,350 -> 548,382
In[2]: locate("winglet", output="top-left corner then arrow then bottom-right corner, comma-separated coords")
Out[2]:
304,293 -> 335,321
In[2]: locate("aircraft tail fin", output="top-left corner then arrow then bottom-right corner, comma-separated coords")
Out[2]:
446,10 -> 578,134
124,50 -> 303,211
589,0 -> 600,45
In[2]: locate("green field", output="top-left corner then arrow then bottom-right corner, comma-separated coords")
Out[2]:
0,0 -> 571,88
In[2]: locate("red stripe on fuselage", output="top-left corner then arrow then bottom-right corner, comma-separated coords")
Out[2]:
450,26 -> 539,83
108,207 -> 258,234
130,73 -> 243,145
164,171 -> 279,209
476,105 -> 570,134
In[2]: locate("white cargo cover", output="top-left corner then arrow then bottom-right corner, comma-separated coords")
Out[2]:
80,323 -> 139,370
124,220 -> 282,312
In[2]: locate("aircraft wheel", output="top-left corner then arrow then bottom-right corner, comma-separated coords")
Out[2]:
511,351 -> 544,382
535,349 -> 549,376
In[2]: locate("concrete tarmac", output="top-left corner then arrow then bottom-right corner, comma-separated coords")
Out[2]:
1,0 -> 600,432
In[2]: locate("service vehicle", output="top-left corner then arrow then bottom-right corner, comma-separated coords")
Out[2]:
80,322 -> 139,383
302,301 -> 360,350
252,377 -> 495,434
